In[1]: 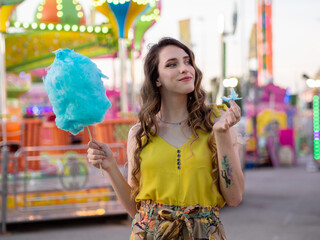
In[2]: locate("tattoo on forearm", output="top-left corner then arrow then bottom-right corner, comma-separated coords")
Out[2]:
221,155 -> 232,188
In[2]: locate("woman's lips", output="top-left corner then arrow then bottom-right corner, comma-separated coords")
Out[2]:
179,76 -> 192,82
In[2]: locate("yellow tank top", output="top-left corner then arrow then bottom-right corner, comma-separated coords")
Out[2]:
136,104 -> 228,208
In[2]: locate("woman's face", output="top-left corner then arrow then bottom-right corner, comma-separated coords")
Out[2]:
157,45 -> 195,95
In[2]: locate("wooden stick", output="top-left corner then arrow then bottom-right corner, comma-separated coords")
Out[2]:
86,126 -> 104,176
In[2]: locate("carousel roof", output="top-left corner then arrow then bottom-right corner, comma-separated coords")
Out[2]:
35,0 -> 86,25
6,0 -> 116,73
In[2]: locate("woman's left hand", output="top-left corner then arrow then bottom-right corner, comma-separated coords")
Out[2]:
213,100 -> 241,133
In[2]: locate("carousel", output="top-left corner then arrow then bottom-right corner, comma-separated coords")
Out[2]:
0,0 -> 161,230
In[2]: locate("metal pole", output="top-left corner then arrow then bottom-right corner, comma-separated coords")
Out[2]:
222,41 -> 226,85
216,14 -> 225,105
253,1 -> 259,162
112,58 -> 117,90
216,35 -> 226,104
216,4 -> 238,104
1,146 -> 8,233
0,33 -> 7,137
252,78 -> 259,162
0,31 -> 8,234
118,38 -> 128,114
130,50 -> 136,113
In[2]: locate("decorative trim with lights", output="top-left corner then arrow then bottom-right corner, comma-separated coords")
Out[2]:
140,8 -> 160,22
35,0 -> 85,24
223,77 -> 238,88
12,21 -> 110,34
313,95 -> 320,160
306,79 -> 320,88
92,0 -> 155,7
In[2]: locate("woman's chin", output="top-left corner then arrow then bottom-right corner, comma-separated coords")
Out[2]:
185,86 -> 195,94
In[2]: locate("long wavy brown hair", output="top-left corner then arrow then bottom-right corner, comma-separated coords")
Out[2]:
131,37 -> 218,199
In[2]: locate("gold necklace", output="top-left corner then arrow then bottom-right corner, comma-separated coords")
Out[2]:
159,117 -> 188,126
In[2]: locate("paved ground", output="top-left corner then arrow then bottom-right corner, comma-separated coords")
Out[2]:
1,158 -> 320,240
220,166 -> 320,240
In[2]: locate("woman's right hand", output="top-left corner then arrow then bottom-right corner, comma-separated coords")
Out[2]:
87,139 -> 116,172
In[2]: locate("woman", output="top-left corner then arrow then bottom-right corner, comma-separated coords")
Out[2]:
87,37 -> 244,239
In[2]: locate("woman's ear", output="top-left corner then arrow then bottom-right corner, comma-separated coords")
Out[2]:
156,79 -> 162,87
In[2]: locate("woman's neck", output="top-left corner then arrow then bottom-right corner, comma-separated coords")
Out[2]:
159,94 -> 189,123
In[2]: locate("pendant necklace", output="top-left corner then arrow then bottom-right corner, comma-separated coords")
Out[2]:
159,117 -> 188,126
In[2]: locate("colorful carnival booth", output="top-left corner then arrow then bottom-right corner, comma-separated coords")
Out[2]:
245,83 -> 297,168
0,0 -> 161,226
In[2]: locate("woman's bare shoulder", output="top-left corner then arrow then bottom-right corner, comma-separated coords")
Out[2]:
128,123 -> 141,141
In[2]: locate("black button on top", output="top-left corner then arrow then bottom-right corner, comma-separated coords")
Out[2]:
177,150 -> 181,169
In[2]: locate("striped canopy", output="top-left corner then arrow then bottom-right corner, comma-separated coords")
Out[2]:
132,0 -> 161,52
0,0 -> 24,32
34,0 -> 86,25
92,0 -> 150,39
0,0 -> 24,6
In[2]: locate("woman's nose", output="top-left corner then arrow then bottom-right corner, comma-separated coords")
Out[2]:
179,64 -> 189,73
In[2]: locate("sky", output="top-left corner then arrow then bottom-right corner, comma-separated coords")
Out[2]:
14,0 -> 320,94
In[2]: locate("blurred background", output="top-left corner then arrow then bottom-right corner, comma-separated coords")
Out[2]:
0,0 -> 319,239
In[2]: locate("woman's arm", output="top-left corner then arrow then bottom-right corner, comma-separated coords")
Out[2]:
87,125 -> 139,218
213,101 -> 245,207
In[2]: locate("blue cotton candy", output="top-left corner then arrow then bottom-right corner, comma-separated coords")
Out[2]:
43,49 -> 112,135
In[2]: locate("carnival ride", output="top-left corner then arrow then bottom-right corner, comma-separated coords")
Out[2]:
0,0 -> 161,226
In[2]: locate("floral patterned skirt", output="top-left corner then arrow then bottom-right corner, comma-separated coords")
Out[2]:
130,200 -> 227,240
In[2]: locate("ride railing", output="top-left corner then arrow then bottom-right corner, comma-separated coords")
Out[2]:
0,117 -> 137,172
0,118 -> 43,172
1,117 -> 137,225
4,143 -> 127,223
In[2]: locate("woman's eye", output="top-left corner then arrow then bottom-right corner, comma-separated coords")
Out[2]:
166,63 -> 176,67
186,60 -> 192,65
